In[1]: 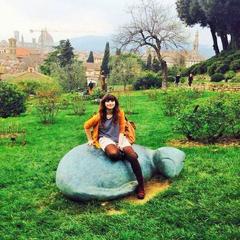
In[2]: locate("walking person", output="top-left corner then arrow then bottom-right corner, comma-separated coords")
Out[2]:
188,73 -> 193,87
88,80 -> 94,95
175,74 -> 181,87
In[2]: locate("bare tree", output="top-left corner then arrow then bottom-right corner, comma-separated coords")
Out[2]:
114,0 -> 187,88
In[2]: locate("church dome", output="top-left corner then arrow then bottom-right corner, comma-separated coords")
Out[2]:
38,30 -> 54,46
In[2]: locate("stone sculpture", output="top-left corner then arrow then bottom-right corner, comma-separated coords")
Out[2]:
56,144 -> 185,201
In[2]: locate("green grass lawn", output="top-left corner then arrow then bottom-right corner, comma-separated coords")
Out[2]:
0,91 -> 239,240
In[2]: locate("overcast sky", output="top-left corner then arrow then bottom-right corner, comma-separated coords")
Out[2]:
0,0 -> 213,47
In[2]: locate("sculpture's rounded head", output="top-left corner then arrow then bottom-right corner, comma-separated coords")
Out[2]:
153,147 -> 185,178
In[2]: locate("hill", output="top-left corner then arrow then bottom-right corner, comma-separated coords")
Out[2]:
4,71 -> 60,94
183,50 -> 240,83
70,35 -> 214,58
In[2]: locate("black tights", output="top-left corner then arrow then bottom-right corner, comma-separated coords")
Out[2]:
105,144 -> 144,188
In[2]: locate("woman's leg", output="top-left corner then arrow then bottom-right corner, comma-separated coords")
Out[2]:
122,146 -> 145,199
105,144 -> 122,161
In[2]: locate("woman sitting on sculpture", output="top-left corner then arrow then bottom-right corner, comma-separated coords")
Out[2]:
84,94 -> 145,199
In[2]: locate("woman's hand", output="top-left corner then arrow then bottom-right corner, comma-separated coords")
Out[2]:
118,133 -> 124,150
87,140 -> 94,146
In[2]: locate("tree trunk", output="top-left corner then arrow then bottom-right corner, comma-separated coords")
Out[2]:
156,50 -> 167,89
219,33 -> 229,51
101,75 -> 107,92
229,31 -> 240,50
160,60 -> 168,89
209,23 -> 220,55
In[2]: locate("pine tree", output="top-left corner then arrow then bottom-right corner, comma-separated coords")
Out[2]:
57,39 -> 74,68
87,51 -> 94,63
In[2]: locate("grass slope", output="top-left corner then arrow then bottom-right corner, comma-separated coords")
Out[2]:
0,91 -> 239,240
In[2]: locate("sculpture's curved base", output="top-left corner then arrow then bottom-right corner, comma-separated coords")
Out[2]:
56,144 -> 185,201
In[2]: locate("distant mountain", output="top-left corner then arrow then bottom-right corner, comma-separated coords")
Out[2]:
70,35 -> 114,52
70,35 -> 215,59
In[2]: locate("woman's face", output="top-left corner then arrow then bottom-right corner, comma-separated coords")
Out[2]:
105,100 -> 116,110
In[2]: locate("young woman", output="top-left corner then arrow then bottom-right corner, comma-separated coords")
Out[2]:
84,94 -> 145,199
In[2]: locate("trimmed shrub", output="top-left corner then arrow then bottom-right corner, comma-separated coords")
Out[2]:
230,60 -> 240,71
133,72 -> 162,90
198,63 -> 208,74
226,52 -> 240,61
0,82 -> 26,118
210,73 -> 225,82
162,91 -> 184,116
70,94 -> 86,115
181,64 -> 196,77
207,62 -> 221,76
167,75 -> 175,83
36,91 -> 59,124
224,70 -> 236,81
230,75 -> 240,83
215,64 -> 229,74
17,80 -> 41,95
176,95 -> 229,143
162,89 -> 202,116
146,88 -> 160,101
225,94 -> 240,138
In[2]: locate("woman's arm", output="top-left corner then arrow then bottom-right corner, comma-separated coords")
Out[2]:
118,110 -> 125,134
85,128 -> 94,145
118,110 -> 126,149
83,114 -> 99,145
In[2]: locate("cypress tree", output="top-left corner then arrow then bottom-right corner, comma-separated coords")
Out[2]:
87,51 -> 94,63
116,48 -> 121,56
101,42 -> 110,76
152,57 -> 161,72
146,53 -> 152,70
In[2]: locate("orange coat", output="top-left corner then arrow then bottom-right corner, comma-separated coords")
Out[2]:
84,110 -> 126,148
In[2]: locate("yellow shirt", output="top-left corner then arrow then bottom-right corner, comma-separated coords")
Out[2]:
84,110 -> 126,148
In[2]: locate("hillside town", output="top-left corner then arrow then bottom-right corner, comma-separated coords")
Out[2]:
0,29 -> 204,85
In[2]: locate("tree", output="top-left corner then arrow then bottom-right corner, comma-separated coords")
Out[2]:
114,0 -> 187,88
87,51 -> 94,63
146,53 -> 152,70
40,39 -> 75,74
109,54 -> 142,90
57,39 -> 74,67
51,60 -> 86,92
152,57 -> 161,72
205,0 -> 240,50
177,0 -> 240,52
40,51 -> 58,75
100,42 -> 110,91
176,0 -> 220,55
116,48 -> 121,56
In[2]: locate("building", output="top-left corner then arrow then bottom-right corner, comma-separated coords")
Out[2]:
144,31 -> 205,68
0,30 -> 54,74
78,51 -> 103,64
84,62 -> 101,85
78,52 -> 104,85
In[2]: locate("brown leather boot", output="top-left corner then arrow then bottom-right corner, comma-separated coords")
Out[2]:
136,185 -> 145,199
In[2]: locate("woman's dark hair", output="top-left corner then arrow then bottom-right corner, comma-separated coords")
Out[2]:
99,94 -> 120,125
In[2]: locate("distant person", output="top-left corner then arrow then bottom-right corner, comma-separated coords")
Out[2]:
188,73 -> 193,87
88,80 -> 94,95
175,74 -> 181,86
